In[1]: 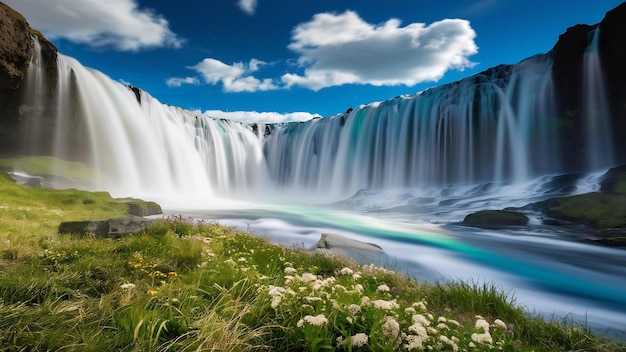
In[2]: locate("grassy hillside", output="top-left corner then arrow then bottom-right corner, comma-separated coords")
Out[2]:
0,169 -> 624,351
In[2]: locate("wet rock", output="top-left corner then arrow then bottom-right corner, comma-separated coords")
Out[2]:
534,192 -> 626,229
312,233 -> 384,253
58,215 -> 154,238
599,164 -> 626,195
462,210 -> 529,228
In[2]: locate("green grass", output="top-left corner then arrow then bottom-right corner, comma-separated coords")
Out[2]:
0,155 -> 109,186
0,172 -> 624,351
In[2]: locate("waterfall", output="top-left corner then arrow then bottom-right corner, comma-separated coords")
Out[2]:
18,33 -> 617,202
263,54 -> 559,198
20,37 -> 47,154
46,54 -> 268,198
582,28 -> 614,171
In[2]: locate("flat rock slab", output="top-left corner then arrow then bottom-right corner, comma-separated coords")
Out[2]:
312,233 -> 384,253
59,215 -> 154,238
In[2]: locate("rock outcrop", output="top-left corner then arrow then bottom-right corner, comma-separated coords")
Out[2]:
58,215 -> 155,238
0,2 -> 57,155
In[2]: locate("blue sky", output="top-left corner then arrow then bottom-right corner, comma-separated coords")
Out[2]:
6,0 -> 624,122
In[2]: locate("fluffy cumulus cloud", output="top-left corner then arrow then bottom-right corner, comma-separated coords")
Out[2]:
204,110 -> 319,124
237,0 -> 258,15
170,58 -> 278,93
4,0 -> 182,51
281,11 -> 478,90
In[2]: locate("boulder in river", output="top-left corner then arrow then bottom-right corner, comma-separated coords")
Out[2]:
462,210 -> 529,229
312,233 -> 384,253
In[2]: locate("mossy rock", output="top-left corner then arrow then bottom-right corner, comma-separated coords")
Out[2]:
599,164 -> 626,195
535,192 -> 626,228
119,199 -> 163,216
462,210 -> 529,228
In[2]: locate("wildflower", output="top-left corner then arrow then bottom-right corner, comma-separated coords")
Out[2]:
372,299 -> 399,310
168,271 -> 177,277
412,314 -> 431,326
347,304 -> 361,315
351,333 -> 369,347
493,319 -> 507,330
284,267 -> 298,275
336,336 -> 345,347
334,284 -> 348,292
382,316 -> 401,340
413,301 -> 427,311
377,284 -> 390,292
475,319 -> 490,332
405,307 -> 417,314
224,258 -> 236,266
439,335 -> 459,351
405,334 -> 427,351
352,273 -> 362,280
437,323 -> 449,330
301,273 -> 317,282
298,314 -> 328,327
148,289 -> 158,296
471,319 -> 493,345
237,257 -> 247,262
120,283 -> 136,290
447,319 -> 460,327
339,267 -> 354,275
249,249 -> 254,254
346,316 -> 353,324
353,284 -> 364,292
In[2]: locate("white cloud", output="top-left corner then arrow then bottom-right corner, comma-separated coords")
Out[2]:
170,58 -> 278,93
166,77 -> 200,88
237,0 -> 258,15
204,110 -> 320,124
4,0 -> 183,51
281,11 -> 478,90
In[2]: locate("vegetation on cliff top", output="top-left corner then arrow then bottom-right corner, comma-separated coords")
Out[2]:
0,168 -> 624,351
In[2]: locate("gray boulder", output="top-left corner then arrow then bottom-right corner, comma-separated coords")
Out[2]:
312,233 -> 384,253
58,215 -> 154,238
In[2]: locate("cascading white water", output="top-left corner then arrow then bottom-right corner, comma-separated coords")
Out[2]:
20,37 -> 47,153
583,28 -> 614,171
50,55 -> 268,199
263,54 -> 559,199
19,33 -> 615,203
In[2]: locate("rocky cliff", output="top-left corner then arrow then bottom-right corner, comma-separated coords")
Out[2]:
0,2 -> 57,155
550,2 -> 626,169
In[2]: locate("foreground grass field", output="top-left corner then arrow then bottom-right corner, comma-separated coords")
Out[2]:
0,169 -> 624,351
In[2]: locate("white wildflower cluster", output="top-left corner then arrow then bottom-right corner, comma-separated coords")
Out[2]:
361,263 -> 393,275
338,267 -> 354,276
470,317 -> 493,346
382,316 -> 401,340
268,285 -> 295,309
370,299 -> 400,310
120,283 -> 136,290
350,333 -> 369,347
377,284 -> 391,292
259,254 -> 515,351
297,314 -> 328,327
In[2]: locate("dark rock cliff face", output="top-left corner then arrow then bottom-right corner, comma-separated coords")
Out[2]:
599,3 -> 626,160
0,2 -> 57,155
550,2 -> 626,170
